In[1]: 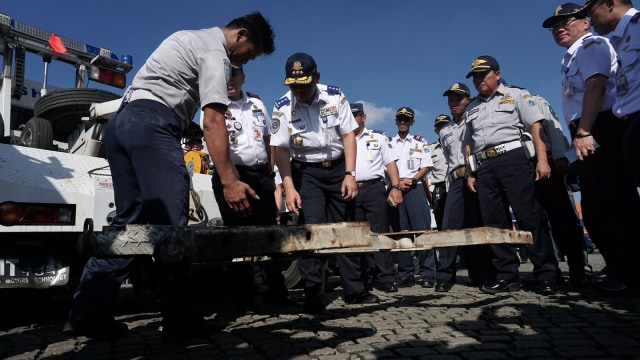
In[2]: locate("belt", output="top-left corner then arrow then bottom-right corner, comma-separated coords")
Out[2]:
475,139 -> 522,161
236,164 -> 268,171
621,110 -> 640,120
432,181 -> 446,187
292,155 -> 345,169
449,166 -> 466,180
356,178 -> 383,188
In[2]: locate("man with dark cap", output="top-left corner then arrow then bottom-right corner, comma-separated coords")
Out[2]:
350,102 -> 403,293
435,82 -> 495,292
545,2 -> 640,294
428,115 -> 450,231
463,56 -> 560,295
271,53 -> 379,314
388,107 -> 436,288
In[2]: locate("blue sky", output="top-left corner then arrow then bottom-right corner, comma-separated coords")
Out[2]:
5,0 -> 583,145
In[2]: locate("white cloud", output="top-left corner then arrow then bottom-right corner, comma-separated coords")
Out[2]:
355,100 -> 394,128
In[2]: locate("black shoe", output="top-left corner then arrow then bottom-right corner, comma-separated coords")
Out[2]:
538,280 -> 558,295
302,293 -> 325,314
435,280 -> 453,292
421,280 -> 435,288
344,291 -> 380,304
590,278 -> 629,296
263,292 -> 298,306
396,276 -> 415,287
480,279 -> 521,294
63,319 -> 128,340
520,276 -> 538,287
161,321 -> 217,343
569,276 -> 590,288
381,282 -> 398,293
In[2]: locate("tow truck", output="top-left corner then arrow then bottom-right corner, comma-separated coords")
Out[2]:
0,12 -> 532,292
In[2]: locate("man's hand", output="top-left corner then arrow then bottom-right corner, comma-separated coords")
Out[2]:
223,179 -> 259,218
342,176 -> 358,201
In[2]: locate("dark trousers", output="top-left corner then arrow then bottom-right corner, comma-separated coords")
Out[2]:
476,149 -> 558,282
291,160 -> 363,297
431,183 -> 447,231
534,157 -> 586,278
437,177 -> 495,282
70,100 -> 199,328
211,165 -> 289,302
572,112 -> 640,286
353,180 -> 395,285
389,184 -> 436,279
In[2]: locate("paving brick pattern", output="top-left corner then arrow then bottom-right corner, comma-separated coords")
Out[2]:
1,251 -> 639,359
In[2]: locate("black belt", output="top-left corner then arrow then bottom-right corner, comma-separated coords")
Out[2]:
292,155 -> 345,169
236,164 -> 268,171
449,166 -> 466,180
622,110 -> 640,121
356,178 -> 383,188
432,181 -> 446,187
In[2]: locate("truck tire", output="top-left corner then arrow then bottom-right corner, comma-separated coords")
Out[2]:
33,89 -> 121,142
20,117 -> 54,150
282,258 -> 301,289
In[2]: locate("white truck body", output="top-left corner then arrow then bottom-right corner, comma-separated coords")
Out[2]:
0,142 -> 220,289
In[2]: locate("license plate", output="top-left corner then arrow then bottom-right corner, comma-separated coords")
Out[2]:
0,258 -> 69,289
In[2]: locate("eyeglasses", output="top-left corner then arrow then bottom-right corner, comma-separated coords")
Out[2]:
396,117 -> 413,123
550,17 -> 579,31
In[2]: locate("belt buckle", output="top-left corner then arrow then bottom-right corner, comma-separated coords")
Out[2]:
321,160 -> 332,168
454,167 -> 465,178
357,182 -> 364,188
485,147 -> 498,158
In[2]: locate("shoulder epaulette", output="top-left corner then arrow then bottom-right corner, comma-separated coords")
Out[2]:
274,96 -> 290,110
583,37 -> 602,49
506,84 -> 525,90
387,136 -> 394,142
246,91 -> 261,99
327,85 -> 341,95
373,129 -> 386,135
413,135 -> 425,141
632,12 -> 640,23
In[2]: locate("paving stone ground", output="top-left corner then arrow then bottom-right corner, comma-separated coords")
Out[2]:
1,250 -> 639,359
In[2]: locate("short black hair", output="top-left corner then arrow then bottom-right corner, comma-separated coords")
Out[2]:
226,12 -> 275,55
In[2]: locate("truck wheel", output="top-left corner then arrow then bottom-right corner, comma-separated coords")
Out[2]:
33,89 -> 121,142
20,117 -> 54,150
282,258 -> 301,289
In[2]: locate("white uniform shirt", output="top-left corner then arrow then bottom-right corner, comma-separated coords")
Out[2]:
427,142 -> 447,184
270,84 -> 357,162
609,8 -> 640,117
355,128 -> 397,181
226,91 -> 271,166
390,133 -> 433,179
439,119 -> 468,175
561,32 -> 617,123
464,84 -> 544,152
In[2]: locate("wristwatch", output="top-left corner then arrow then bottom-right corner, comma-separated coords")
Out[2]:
345,171 -> 356,177
391,184 -> 402,190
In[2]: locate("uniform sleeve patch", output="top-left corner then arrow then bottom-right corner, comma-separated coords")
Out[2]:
527,99 -> 536,106
275,96 -> 290,110
270,118 -> 281,134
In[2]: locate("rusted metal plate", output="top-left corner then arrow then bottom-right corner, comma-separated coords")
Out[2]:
86,222 -> 375,262
314,227 -> 532,254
